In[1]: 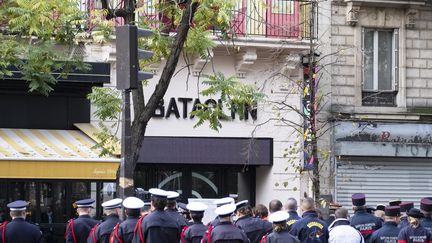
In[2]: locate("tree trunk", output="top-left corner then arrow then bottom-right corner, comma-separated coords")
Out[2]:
130,0 -> 199,168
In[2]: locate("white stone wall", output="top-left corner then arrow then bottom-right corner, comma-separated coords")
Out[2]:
86,41 -> 308,206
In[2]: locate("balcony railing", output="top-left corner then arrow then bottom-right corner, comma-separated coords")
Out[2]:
86,0 -> 313,39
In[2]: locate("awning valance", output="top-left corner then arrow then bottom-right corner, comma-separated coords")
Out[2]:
0,128 -> 120,180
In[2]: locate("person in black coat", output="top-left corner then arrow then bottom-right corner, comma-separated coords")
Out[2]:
261,210 -> 300,243
132,188 -> 180,243
202,203 -> 249,243
289,197 -> 329,243
399,202 -> 414,229
87,198 -> 122,243
165,191 -> 190,230
285,198 -> 302,230
208,197 -> 235,227
0,200 -> 42,243
398,208 -> 432,243
65,199 -> 99,243
349,193 -> 382,242
370,206 -> 401,243
420,198 -> 432,233
235,200 -> 272,243
111,197 -> 144,243
180,202 -> 208,243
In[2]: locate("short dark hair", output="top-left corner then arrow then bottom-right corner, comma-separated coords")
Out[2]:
238,205 -> 253,217
166,201 -> 176,209
152,197 -> 167,210
269,200 -> 283,213
191,212 -> 204,222
253,204 -> 269,219
335,207 -> 348,219
125,208 -> 140,217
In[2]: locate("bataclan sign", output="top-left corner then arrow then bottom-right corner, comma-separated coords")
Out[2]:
152,97 -> 258,121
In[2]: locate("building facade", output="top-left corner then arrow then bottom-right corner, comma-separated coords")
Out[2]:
318,0 -> 432,208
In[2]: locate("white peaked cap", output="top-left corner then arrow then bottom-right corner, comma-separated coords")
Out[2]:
166,191 -> 180,199
101,198 -> 123,209
215,203 -> 236,216
213,197 -> 235,207
148,188 -> 169,198
122,197 -> 144,209
187,202 -> 208,212
268,211 -> 290,223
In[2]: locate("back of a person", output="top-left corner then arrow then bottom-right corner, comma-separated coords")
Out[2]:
236,216 -> 270,243
211,223 -> 248,243
329,224 -> 362,243
95,216 -> 121,243
265,230 -> 300,243
5,219 -> 41,243
143,210 -> 180,242
117,217 -> 139,243
350,211 -> 381,240
183,223 -> 208,243
73,216 -> 99,243
398,225 -> 431,243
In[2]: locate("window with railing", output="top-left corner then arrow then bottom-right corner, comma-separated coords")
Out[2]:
81,0 -> 312,39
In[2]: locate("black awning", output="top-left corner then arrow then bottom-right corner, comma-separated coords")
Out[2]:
137,137 -> 273,166
5,62 -> 110,83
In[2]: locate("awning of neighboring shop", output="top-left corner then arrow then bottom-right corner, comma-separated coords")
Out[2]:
137,137 -> 273,166
0,127 -> 120,180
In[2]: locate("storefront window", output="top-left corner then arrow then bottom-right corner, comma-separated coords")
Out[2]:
191,171 -> 218,198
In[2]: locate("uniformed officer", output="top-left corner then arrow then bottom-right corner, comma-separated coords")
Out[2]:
132,188 -> 180,243
208,197 -> 235,227
178,202 -> 192,222
350,193 -> 382,241
180,202 -> 208,243
0,200 -> 42,243
65,199 -> 99,243
141,200 -> 151,217
165,191 -> 190,229
202,203 -> 249,243
110,196 -> 144,243
235,200 -> 272,243
389,200 -> 402,207
420,198 -> 432,233
325,202 -> 341,227
399,202 -> 414,229
398,208 -> 432,243
290,197 -> 329,243
260,211 -> 300,243
285,198 -> 302,230
370,206 -> 401,243
87,198 -> 122,243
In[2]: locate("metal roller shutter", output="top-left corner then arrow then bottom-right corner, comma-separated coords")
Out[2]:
336,160 -> 432,210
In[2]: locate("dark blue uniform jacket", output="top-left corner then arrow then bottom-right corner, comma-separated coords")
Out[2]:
370,221 -> 400,243
261,229 -> 300,243
289,211 -> 329,243
350,209 -> 382,242
112,216 -> 138,243
166,208 -> 190,230
287,212 -> 302,231
88,214 -> 121,243
133,209 -> 180,243
398,225 -> 432,243
235,215 -> 272,243
66,215 -> 99,243
2,218 -> 42,243
421,218 -> 432,233
181,222 -> 207,243
399,218 -> 409,229
202,221 -> 249,243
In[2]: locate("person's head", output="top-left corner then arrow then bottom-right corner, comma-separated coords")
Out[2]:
123,197 -> 144,217
236,200 -> 252,217
166,191 -> 180,210
300,197 -> 315,213
215,203 -> 236,223
285,198 -> 298,212
10,210 -> 26,219
76,207 -> 92,216
268,211 -> 289,233
187,202 -> 207,223
253,204 -> 269,219
141,201 -> 151,215
101,198 -> 122,216
400,202 -> 414,218
351,193 -> 366,211
104,208 -> 120,216
407,208 -> 423,228
420,198 -> 432,219
149,188 -> 169,211
375,210 -> 385,221
269,200 -> 283,214
334,207 -> 349,219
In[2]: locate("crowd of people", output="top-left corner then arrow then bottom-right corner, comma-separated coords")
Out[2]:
1,190 -> 432,243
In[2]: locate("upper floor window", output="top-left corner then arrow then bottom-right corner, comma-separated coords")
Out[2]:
362,28 -> 399,106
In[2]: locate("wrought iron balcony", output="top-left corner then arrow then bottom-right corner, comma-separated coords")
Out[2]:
87,0 -> 314,40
